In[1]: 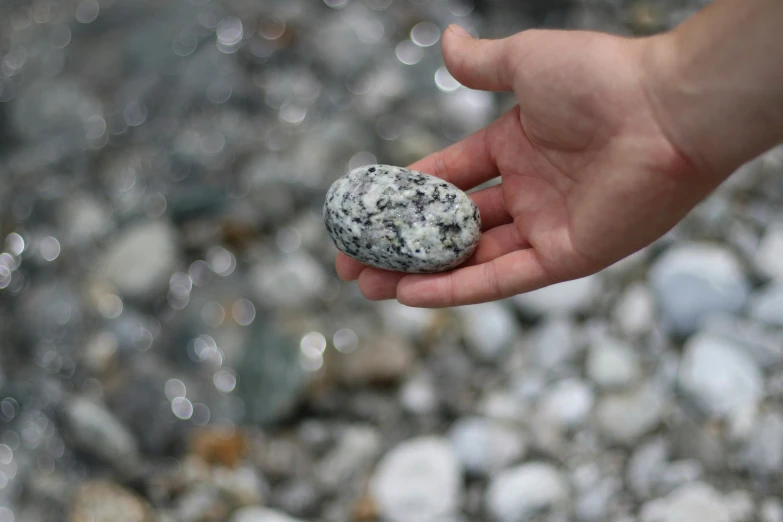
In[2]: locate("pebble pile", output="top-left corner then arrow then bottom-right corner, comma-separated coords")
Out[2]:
0,0 -> 782,521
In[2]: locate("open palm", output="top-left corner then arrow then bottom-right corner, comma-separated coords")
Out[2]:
336,27 -> 711,307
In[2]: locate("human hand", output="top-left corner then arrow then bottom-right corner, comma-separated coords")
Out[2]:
334,26 -> 726,307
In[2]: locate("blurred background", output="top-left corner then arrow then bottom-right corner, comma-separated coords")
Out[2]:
1,0 -> 783,521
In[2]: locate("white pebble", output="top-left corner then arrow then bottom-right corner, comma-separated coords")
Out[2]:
370,436 -> 462,522
678,333 -> 763,416
252,252 -> 327,308
399,372 -> 438,415
448,416 -> 525,476
102,220 -> 178,298
649,243 -> 749,335
538,378 -> 594,429
457,301 -> 518,361
640,482 -> 737,522
379,301 -> 437,339
512,275 -> 600,316
741,411 -> 783,476
586,335 -> 640,390
485,462 -> 568,522
596,382 -> 667,443
528,317 -> 579,370
613,283 -> 655,335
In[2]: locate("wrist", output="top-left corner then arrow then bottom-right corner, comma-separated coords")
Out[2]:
639,0 -> 783,180
638,31 -> 728,180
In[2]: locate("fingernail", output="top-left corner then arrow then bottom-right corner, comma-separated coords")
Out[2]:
448,24 -> 471,38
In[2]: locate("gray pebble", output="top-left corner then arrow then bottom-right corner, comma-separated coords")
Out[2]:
63,396 -> 139,472
575,477 -> 620,522
678,333 -> 762,416
640,482 -> 739,522
448,416 -> 526,476
658,460 -> 704,495
750,283 -> 783,326
741,411 -> 783,476
701,314 -> 783,368
324,165 -> 481,273
485,462 -> 568,522
512,275 -> 600,316
627,438 -> 669,499
755,222 -> 783,281
596,382 -> 667,444
649,243 -> 749,336
761,498 -> 783,522
315,425 -> 381,490
586,334 -> 640,390
457,301 -> 518,362
101,220 -> 178,299
528,317 -> 580,371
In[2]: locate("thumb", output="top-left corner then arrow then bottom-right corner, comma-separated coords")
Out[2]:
442,25 -> 516,92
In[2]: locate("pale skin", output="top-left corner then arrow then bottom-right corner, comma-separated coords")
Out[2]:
336,0 -> 783,308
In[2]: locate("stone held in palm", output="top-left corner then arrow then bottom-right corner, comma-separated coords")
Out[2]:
324,164 -> 482,273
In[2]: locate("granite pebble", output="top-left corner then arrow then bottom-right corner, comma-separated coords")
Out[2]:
324,165 -> 481,273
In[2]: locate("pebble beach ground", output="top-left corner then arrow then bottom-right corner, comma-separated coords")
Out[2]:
0,0 -> 782,521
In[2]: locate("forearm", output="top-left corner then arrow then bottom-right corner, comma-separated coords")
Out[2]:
643,0 -> 783,178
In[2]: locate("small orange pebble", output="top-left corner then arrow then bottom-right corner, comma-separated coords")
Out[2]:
189,426 -> 248,468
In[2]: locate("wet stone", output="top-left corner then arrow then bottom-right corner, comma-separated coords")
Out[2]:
324,165 -> 481,273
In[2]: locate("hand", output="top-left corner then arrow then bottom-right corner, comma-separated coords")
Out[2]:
336,26 -> 716,307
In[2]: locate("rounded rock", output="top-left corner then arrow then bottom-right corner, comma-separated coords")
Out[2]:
649,243 -> 749,336
456,302 -> 518,362
678,333 -> 762,416
640,482 -> 736,522
64,396 -> 139,471
448,416 -> 526,476
324,165 -> 481,273
485,462 -> 568,522
512,275 -> 600,316
370,436 -> 462,522
101,220 -> 178,299
586,335 -> 640,390
596,382 -> 667,444
538,378 -> 594,429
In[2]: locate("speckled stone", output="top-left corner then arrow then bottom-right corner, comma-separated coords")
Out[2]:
324,165 -> 481,273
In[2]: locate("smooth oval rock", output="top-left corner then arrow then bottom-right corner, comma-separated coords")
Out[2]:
324,165 -> 481,273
